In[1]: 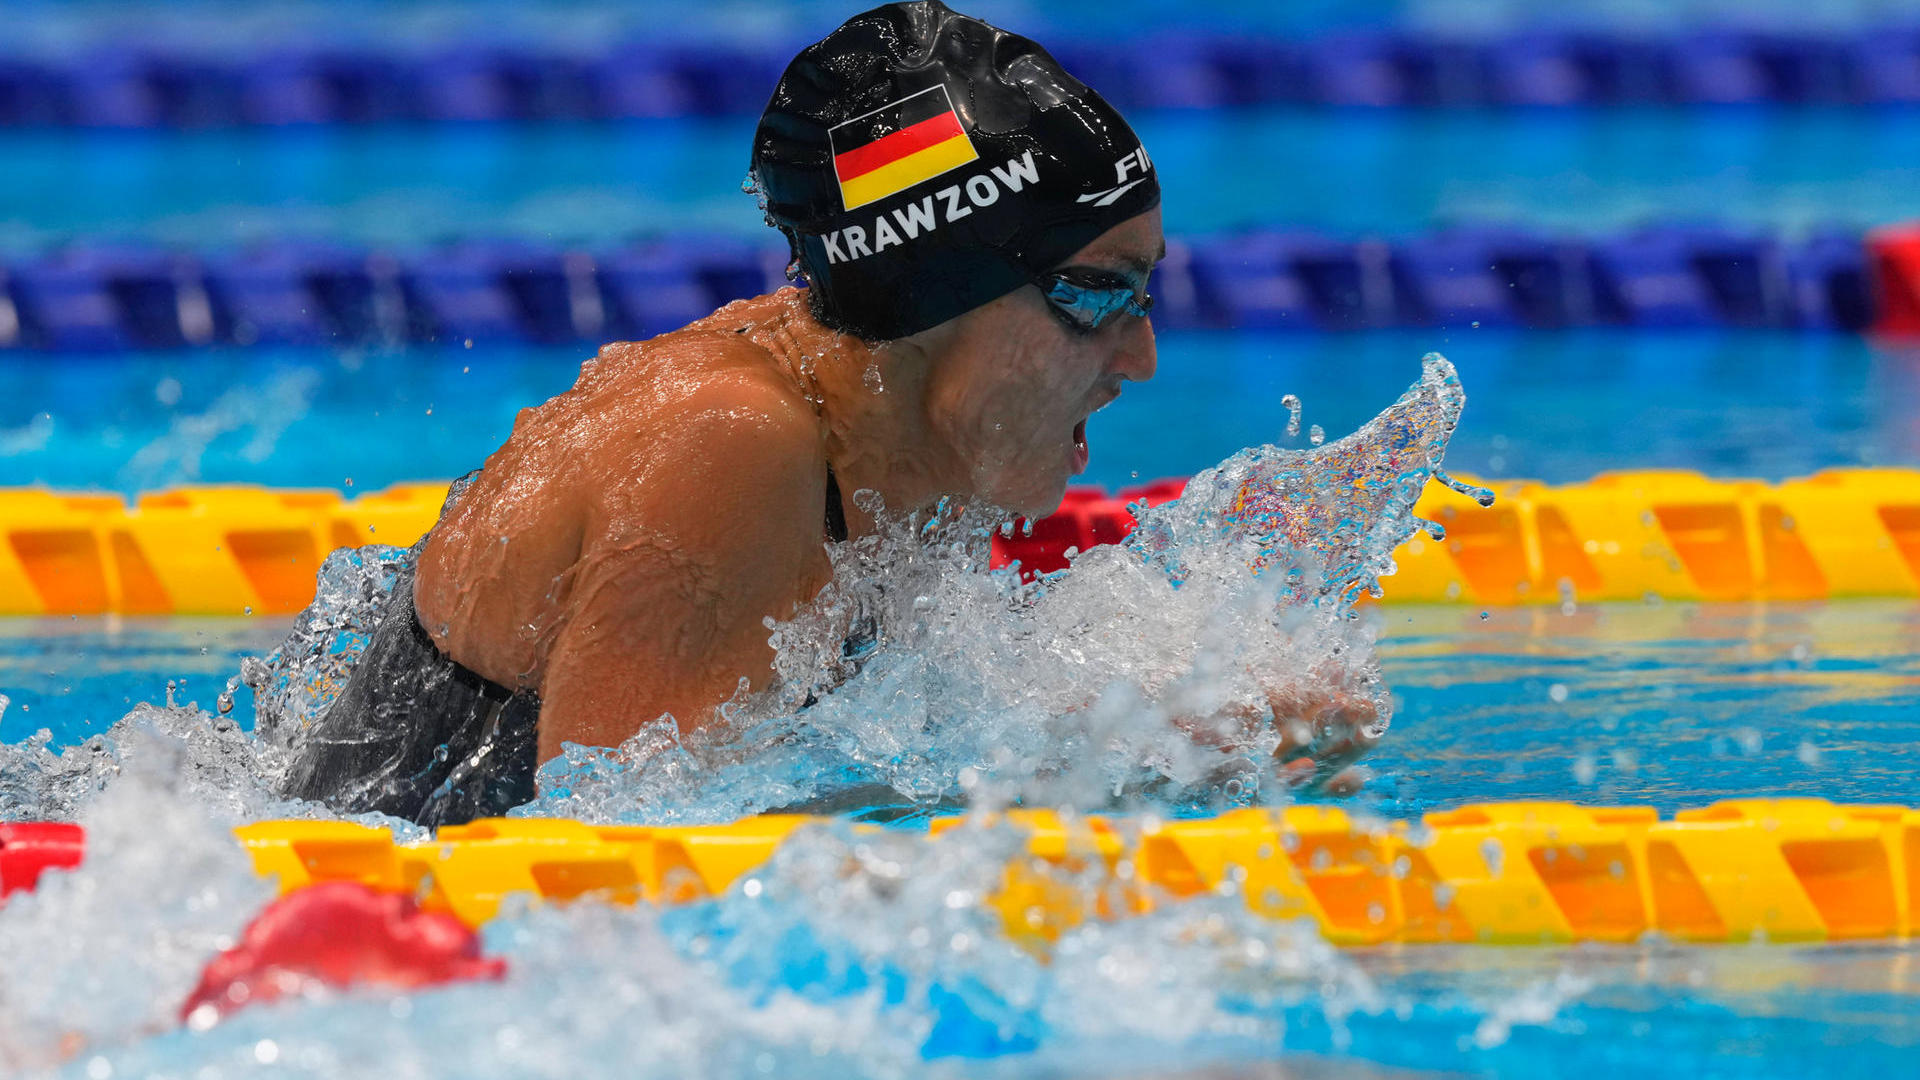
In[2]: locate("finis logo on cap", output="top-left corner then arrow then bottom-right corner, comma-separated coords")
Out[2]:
829,85 -> 979,212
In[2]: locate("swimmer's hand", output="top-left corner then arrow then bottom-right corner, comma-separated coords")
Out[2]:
1173,685 -> 1380,797
1265,686 -> 1379,796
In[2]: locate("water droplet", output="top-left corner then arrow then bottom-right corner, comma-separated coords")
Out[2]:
1308,423 -> 1325,446
862,363 -> 884,393
1431,466 -> 1495,507
1548,683 -> 1568,704
1281,393 -> 1302,439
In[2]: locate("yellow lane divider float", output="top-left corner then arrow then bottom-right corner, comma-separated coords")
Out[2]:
4,468 -> 1920,614
230,799 -> 1919,946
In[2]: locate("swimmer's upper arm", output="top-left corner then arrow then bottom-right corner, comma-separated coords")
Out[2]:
532,372 -> 830,757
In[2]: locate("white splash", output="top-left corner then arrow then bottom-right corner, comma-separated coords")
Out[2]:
0,354 -> 1540,1078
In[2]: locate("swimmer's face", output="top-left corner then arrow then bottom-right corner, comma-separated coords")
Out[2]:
917,207 -> 1164,517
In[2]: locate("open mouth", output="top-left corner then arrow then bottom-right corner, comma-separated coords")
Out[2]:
1071,417 -> 1090,473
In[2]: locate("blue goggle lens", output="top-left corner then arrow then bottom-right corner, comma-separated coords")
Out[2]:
1038,269 -> 1154,332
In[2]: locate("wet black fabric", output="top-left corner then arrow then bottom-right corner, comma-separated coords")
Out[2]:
277,555 -> 541,828
751,0 -> 1160,341
283,469 -> 852,827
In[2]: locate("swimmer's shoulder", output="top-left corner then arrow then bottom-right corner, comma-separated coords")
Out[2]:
597,299 -> 825,452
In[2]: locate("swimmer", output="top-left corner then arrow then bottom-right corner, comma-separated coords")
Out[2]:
275,0 -> 1375,825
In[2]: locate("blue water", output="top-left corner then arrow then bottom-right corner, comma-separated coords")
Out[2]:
5,108 -> 1919,252
10,0 -> 1916,59
8,603 -> 1920,815
5,329 -> 1918,496
5,605 -> 1920,1077
7,4 -> 1920,1076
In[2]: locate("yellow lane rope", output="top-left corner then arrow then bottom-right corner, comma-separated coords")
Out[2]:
2,468 -> 1918,614
227,798 -> 1918,946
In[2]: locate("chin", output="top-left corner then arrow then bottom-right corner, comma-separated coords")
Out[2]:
1018,471 -> 1072,519
978,469 -> 1068,519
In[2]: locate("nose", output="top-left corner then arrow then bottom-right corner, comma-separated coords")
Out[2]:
1109,314 -> 1157,384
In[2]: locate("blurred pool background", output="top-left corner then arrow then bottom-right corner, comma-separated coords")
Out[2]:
6,0 -> 1920,821
7,1 -> 1920,1076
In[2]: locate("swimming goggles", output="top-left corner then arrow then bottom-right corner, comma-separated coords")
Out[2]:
1036,267 -> 1154,333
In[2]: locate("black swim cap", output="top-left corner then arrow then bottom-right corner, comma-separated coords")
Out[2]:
750,1 -> 1160,341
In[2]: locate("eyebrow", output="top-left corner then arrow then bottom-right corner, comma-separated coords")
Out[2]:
1088,243 -> 1167,277
1119,242 -> 1168,274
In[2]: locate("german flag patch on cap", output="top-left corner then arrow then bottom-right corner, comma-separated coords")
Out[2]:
829,85 -> 979,212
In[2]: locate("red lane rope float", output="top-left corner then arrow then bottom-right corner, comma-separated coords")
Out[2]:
9,467 -> 1920,612
1869,223 -> 1920,336
180,881 -> 505,1026
15,800 -> 1920,948
0,822 -> 84,900
990,478 -> 1187,577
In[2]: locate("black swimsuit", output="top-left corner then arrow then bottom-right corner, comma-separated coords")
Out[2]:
279,469 -> 849,827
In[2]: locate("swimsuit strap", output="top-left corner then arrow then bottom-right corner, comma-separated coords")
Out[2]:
824,465 -> 848,543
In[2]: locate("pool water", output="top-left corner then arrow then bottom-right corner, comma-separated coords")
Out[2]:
8,0 -> 1920,1073
7,108 -> 1920,251
8,330 -> 1920,496
4,601 -> 1919,1077
8,601 -> 1917,813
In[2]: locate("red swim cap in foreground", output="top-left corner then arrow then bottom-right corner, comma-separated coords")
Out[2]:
180,881 -> 505,1024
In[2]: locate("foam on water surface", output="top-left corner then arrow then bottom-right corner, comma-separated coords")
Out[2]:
0,354 -> 1656,1077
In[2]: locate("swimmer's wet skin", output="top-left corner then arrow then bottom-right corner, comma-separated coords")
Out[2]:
268,1 -> 1367,824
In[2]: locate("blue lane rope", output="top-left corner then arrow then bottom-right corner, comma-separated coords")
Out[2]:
2,27 -> 1919,128
0,225 -> 1875,351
